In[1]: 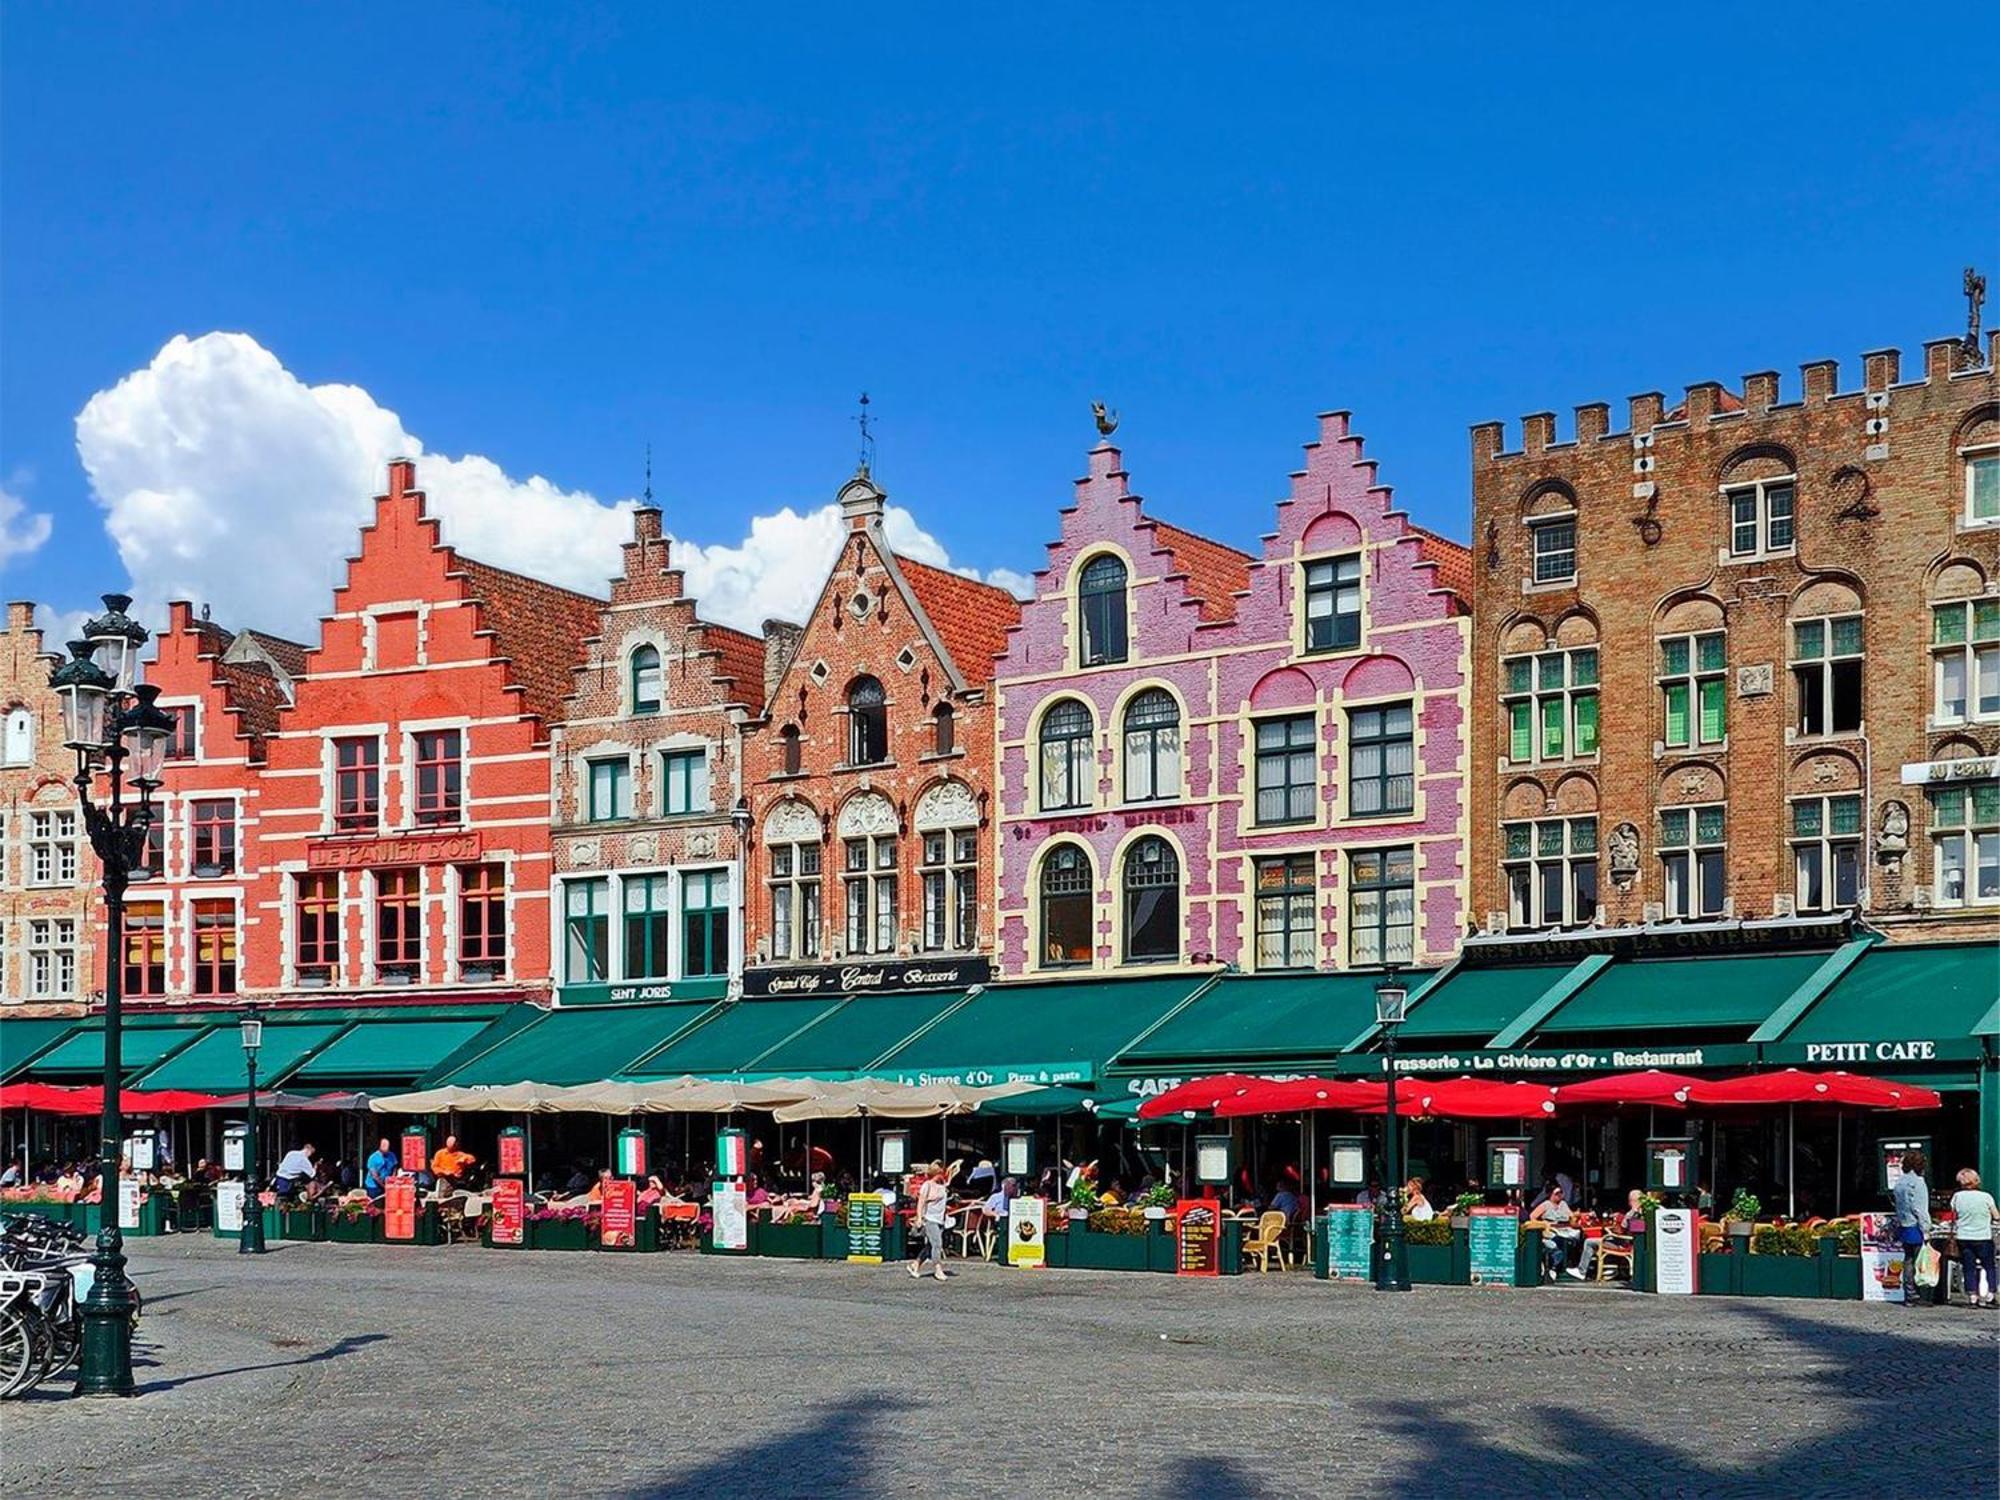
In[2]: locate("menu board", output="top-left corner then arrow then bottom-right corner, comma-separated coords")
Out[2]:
1654,1208 -> 1698,1294
1468,1207 -> 1517,1286
384,1176 -> 418,1241
118,1178 -> 142,1230
1007,1196 -> 1046,1268
222,1127 -> 247,1173
214,1180 -> 245,1233
489,1178 -> 525,1246
601,1178 -> 638,1248
712,1181 -> 748,1251
1175,1200 -> 1219,1276
497,1132 -> 526,1177
1322,1205 -> 1373,1280
846,1193 -> 886,1264
399,1132 -> 428,1174
1859,1211 -> 1905,1303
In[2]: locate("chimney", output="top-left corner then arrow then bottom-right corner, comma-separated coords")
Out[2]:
1801,359 -> 1838,403
1574,403 -> 1610,443
7,600 -> 35,635
762,619 -> 804,703
1861,348 -> 1900,390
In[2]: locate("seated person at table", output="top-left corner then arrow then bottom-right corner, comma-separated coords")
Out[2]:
985,1176 -> 1019,1220
1270,1179 -> 1302,1223
767,1173 -> 827,1219
273,1143 -> 319,1199
1403,1178 -> 1435,1221
363,1138 -> 398,1198
1354,1179 -> 1382,1209
430,1136 -> 477,1189
1576,1189 -> 1645,1280
1525,1185 -> 1580,1279
744,1174 -> 772,1210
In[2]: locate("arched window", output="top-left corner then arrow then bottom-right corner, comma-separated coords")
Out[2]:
1122,690 -> 1181,802
1122,837 -> 1179,963
1039,699 -> 1095,811
1078,555 -> 1129,666
780,725 -> 802,776
932,702 -> 956,756
847,676 -> 888,765
1039,845 -> 1093,969
1,706 -> 31,767
630,644 -> 662,715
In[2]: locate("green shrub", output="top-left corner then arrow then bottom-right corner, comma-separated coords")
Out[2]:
1726,1189 -> 1762,1223
1751,1225 -> 1814,1257
1403,1217 -> 1451,1246
1085,1207 -> 1148,1236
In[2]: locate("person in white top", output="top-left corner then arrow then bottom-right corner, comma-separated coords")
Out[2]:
907,1161 -> 951,1284
1949,1168 -> 1997,1307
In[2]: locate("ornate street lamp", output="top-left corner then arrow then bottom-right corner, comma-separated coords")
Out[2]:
49,594 -> 171,1395
1373,964 -> 1411,1293
238,1006 -> 266,1255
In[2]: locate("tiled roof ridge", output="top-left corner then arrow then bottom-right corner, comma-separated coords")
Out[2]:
894,554 -> 1023,687
1145,518 -> 1254,622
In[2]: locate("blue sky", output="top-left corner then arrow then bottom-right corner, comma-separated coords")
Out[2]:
4,5 -> 1995,638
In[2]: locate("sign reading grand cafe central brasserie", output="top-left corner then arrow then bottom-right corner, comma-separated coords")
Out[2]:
743,956 -> 992,999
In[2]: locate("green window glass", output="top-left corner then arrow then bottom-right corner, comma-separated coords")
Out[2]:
1540,697 -> 1565,759
1508,701 -> 1532,763
1931,786 -> 1967,825
1505,658 -> 1533,694
1792,800 -> 1822,838
1570,650 -> 1599,688
564,879 -> 609,983
682,869 -> 729,978
1537,821 -> 1565,858
1664,683 -> 1690,747
1974,454 -> 2000,519
1696,633 -> 1727,672
1695,805 -> 1725,844
1698,678 -> 1726,743
1660,808 -> 1689,845
1568,818 -> 1597,854
1793,620 -> 1824,660
1537,654 -> 1566,690
1504,823 -> 1531,860
1829,795 -> 1862,836
1661,638 -> 1690,676
622,874 -> 672,979
1573,693 -> 1599,755
1935,605 -> 1967,646
1975,599 -> 2000,641
1831,616 -> 1864,656
1974,783 -> 2000,824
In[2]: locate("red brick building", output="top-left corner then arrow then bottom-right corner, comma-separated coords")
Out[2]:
550,505 -> 765,1001
1469,330 -> 2000,941
739,468 -> 1020,993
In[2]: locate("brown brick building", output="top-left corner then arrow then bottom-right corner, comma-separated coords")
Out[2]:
550,506 -> 765,1000
739,467 -> 1020,994
2,602 -> 95,1015
1469,330 -> 2000,943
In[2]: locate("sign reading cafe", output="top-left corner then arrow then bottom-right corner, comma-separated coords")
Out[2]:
743,956 -> 992,998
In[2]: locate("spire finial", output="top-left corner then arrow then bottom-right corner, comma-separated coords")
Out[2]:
854,392 -> 876,476
1963,265 -> 1988,369
1092,400 -> 1119,438
643,442 -> 654,506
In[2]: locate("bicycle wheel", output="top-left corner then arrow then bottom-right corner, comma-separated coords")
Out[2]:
0,1307 -> 38,1398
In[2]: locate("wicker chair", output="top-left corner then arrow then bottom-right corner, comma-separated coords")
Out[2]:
1241,1210 -> 1292,1273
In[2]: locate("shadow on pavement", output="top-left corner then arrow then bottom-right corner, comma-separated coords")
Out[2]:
135,1331 -> 390,1395
624,1394 -> 912,1499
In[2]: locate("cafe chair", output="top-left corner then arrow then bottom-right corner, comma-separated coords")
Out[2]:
1594,1231 -> 1636,1282
1242,1211 -> 1292,1273
435,1193 -> 474,1245
953,1206 -> 993,1262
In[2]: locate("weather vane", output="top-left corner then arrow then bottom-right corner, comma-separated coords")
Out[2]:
643,442 -> 653,506
1963,265 -> 1988,368
1092,400 -> 1119,438
854,392 -> 876,475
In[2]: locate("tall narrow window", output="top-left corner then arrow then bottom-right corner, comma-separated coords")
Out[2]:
1348,704 -> 1414,817
847,676 -> 889,765
1502,647 -> 1599,765
623,874 -> 673,979
1039,700 -> 1095,811
294,873 -> 340,986
780,725 -> 803,776
1660,805 -> 1726,920
1304,555 -> 1362,651
28,919 -> 77,1000
191,899 -> 237,997
1967,448 -> 2000,524
375,869 -> 422,983
1726,479 -> 1795,557
1122,690 -> 1182,802
661,749 -> 710,816
1122,837 -> 1180,963
1503,818 -> 1598,930
920,829 -> 977,952
1349,846 -> 1416,967
587,758 -> 632,821
630,644 -> 663,715
458,863 -> 506,979
931,703 -> 956,756
1791,615 -> 1864,737
1932,600 -> 2000,723
1529,517 -> 1578,584
27,810 -> 78,886
132,819 -> 165,882
190,798 -> 236,876
1077,555 -> 1128,666
682,869 -> 730,977
1253,854 -> 1316,971
1790,795 -> 1861,912
1928,783 -> 1999,907
413,730 -> 463,826
564,878 -> 609,982
333,737 -> 381,833
843,835 -> 897,955
1254,714 -> 1316,825
125,902 -> 166,998
1039,845 -> 1094,969
768,842 -> 821,960
1,708 -> 30,767
1659,632 -> 1728,748
163,705 -> 197,761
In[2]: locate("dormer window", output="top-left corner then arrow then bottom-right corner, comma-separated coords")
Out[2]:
1078,555 -> 1128,666
630,644 -> 662,715
1725,478 -> 1795,558
847,676 -> 888,765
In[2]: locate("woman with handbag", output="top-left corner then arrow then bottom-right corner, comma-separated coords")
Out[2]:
1949,1168 -> 1997,1308
1890,1151 -> 1932,1309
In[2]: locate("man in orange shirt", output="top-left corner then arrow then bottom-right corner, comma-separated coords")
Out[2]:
431,1134 -> 477,1188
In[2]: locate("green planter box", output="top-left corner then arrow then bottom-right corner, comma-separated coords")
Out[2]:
530,1216 -> 591,1251
1515,1228 -> 1544,1287
757,1219 -> 824,1259
1064,1227 -> 1153,1272
273,1209 -> 324,1242
327,1213 -> 380,1244
822,1214 -> 849,1260
1405,1242 -> 1457,1285
1740,1251 -> 1831,1299
1145,1220 -> 1176,1273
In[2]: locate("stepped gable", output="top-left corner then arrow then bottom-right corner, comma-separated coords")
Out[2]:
705,623 -> 769,709
897,558 -> 1021,686
455,556 -> 604,732
1409,525 -> 1473,609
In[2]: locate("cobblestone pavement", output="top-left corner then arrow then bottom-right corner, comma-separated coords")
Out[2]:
3,1238 -> 1995,1500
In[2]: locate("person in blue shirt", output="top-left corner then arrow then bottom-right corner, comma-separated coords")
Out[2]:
363,1137 -> 398,1198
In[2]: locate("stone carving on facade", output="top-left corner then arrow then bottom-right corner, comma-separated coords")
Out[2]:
764,800 -> 821,844
914,779 -> 978,831
686,829 -> 718,859
627,832 -> 658,864
1877,799 -> 1909,859
1607,822 -> 1641,889
1736,663 -> 1774,697
569,838 -> 600,869
836,790 -> 898,838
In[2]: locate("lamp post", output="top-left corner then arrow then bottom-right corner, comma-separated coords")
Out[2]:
1373,964 -> 1411,1293
49,594 -> 169,1395
238,1006 -> 266,1254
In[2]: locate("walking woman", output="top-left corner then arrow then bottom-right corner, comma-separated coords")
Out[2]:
907,1161 -> 949,1284
1949,1168 -> 1997,1308
1890,1150 -> 1932,1308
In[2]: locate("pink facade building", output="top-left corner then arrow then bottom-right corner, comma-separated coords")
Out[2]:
990,414 -> 1472,978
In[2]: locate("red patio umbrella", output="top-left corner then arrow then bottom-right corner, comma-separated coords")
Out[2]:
1554,1070 -> 1699,1108
1684,1070 -> 1941,1110
1212,1078 -> 1386,1118
1360,1076 -> 1558,1119
0,1085 -> 226,1116
1136,1073 -> 1267,1120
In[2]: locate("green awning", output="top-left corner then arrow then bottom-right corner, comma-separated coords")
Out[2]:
1531,952 -> 1832,1037
735,990 -> 969,1077
1761,942 -> 1997,1060
442,1003 -> 716,1087
129,1023 -> 345,1092
0,1019 -> 82,1078
869,976 -> 1210,1086
1114,972 -> 1414,1071
1396,964 -> 1575,1042
289,1020 -> 496,1083
26,1022 -> 216,1079
982,1085 -> 1097,1116
624,998 -> 846,1078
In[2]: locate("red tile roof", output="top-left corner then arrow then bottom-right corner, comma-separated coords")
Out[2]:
214,659 -> 292,743
897,558 -> 1022,687
456,558 -> 605,733
1409,525 -> 1473,610
1665,387 -> 1745,419
705,623 -> 768,710
237,629 -> 309,677
1149,521 -> 1253,622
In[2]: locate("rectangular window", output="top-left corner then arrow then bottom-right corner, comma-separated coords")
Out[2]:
458,863 -> 506,978
1347,704 -> 1414,817
1790,795 -> 1862,912
1503,817 -> 1598,930
1659,632 -> 1727,749
1966,450 -> 1999,523
1529,517 -> 1577,584
413,729 -> 463,827
1303,555 -> 1362,652
125,902 -> 166,998
28,810 -> 79,887
333,737 -> 381,833
661,749 -> 710,816
28,919 -> 77,1000
564,878 -> 609,983
189,798 -> 236,876
1254,714 -> 1316,826
1792,614 -> 1864,737
1726,479 -> 1796,557
1251,854 -> 1316,970
682,869 -> 730,977
163,705 -> 197,761
375,868 -> 422,982
1932,600 -> 2000,723
587,759 -> 632,822
843,836 -> 897,955
622,873 -> 673,980
191,899 -> 237,997
919,830 -> 978,953
1350,846 -> 1416,968
1659,804 -> 1726,920
768,843 -> 822,961
1501,648 -> 1598,766
132,819 -> 165,883
294,873 -> 340,985
1928,783 -> 2000,906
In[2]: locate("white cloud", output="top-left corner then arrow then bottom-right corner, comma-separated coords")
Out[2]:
72,332 -> 1026,641
0,484 -> 53,568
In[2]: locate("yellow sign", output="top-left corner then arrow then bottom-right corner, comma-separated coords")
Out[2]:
1007,1196 -> 1046,1268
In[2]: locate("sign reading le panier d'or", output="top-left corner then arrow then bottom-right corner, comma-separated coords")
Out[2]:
744,955 -> 991,998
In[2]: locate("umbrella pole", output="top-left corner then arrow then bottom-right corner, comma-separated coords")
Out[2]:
1836,1112 -> 1843,1216
1787,1105 -> 1796,1220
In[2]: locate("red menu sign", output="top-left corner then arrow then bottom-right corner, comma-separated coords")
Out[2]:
384,1176 -> 418,1241
399,1132 -> 428,1174
601,1178 -> 638,1249
489,1178 -> 525,1246
1175,1199 -> 1220,1277
497,1133 -> 526,1177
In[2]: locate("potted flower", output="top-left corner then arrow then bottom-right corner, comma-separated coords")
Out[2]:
1140,1183 -> 1175,1221
1066,1180 -> 1097,1221
1450,1190 -> 1482,1230
529,1203 -> 592,1251
1724,1189 -> 1760,1250
326,1197 -> 381,1245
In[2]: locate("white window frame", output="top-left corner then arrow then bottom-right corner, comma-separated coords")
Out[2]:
1930,599 -> 2000,725
27,810 -> 79,888
1927,783 -> 1999,908
768,840 -> 823,961
1526,514 -> 1578,587
1657,631 -> 1728,749
660,746 -> 711,817
1790,613 -> 1865,739
1503,817 -> 1599,930
1964,445 -> 2000,527
1501,647 -> 1600,766
1722,476 -> 1796,560
28,918 -> 77,1000
1659,804 -> 1727,920
841,834 -> 897,956
1789,794 -> 1862,913
918,827 -> 978,953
